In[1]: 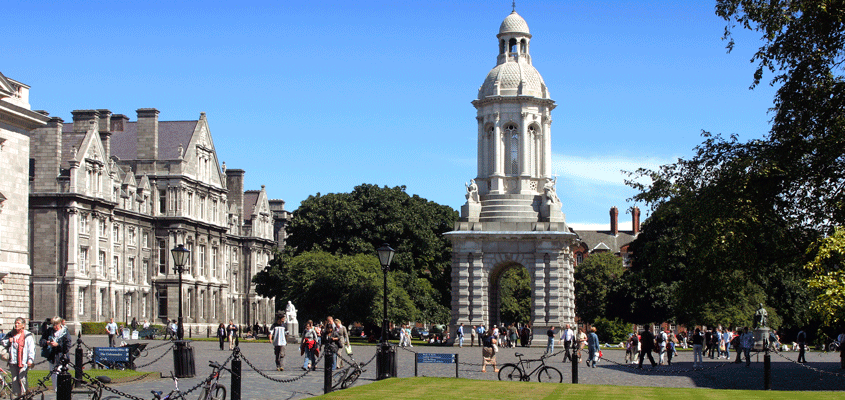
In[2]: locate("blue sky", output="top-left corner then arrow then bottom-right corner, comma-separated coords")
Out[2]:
4,1 -> 776,228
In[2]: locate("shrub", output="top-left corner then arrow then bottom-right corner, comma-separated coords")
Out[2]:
591,317 -> 631,343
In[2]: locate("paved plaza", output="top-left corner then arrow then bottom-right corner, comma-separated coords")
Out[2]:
35,336 -> 845,399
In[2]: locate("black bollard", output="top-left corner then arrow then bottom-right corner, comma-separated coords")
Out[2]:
75,332 -> 83,388
571,347 -> 578,383
764,352 -> 771,390
57,359 -> 72,400
231,341 -> 241,400
324,344 -> 334,394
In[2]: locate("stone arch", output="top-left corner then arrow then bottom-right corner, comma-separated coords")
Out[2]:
487,260 -> 531,327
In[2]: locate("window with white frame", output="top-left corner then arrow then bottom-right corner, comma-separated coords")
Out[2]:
158,240 -> 167,274
78,288 -> 85,315
113,255 -> 120,280
199,291 -> 204,318
212,291 -> 217,319
79,247 -> 89,274
142,259 -> 149,283
186,289 -> 192,318
142,231 -> 149,248
211,247 -> 218,278
142,294 -> 147,319
198,245 -> 206,276
97,289 -> 103,317
157,289 -> 167,318
113,224 -> 120,242
128,227 -> 136,246
212,200 -> 218,223
127,257 -> 135,282
98,251 -> 106,276
80,214 -> 89,235
99,219 -> 107,238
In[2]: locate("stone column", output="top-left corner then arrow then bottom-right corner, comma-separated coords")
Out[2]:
543,116 -> 552,179
491,123 -> 503,193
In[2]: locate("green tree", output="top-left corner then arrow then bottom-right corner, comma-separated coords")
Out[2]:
804,226 -> 845,327
258,184 -> 458,323
254,250 -> 418,325
499,267 -> 531,325
574,252 -> 624,323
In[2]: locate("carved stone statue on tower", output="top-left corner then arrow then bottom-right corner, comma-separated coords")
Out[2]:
285,301 -> 299,339
543,177 -> 560,205
465,179 -> 480,203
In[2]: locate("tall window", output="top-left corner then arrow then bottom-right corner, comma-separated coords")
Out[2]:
79,215 -> 88,235
142,259 -> 149,283
113,255 -> 120,280
186,289 -> 192,318
97,289 -> 104,317
142,231 -> 149,248
212,291 -> 217,319
113,224 -> 120,242
158,240 -> 167,274
142,295 -> 147,319
198,245 -> 206,276
159,189 -> 167,215
128,227 -> 136,246
79,247 -> 89,274
187,192 -> 193,217
199,291 -> 204,319
211,247 -> 218,278
212,200 -> 218,223
187,243 -> 194,274
98,251 -> 106,276
78,288 -> 85,315
157,288 -> 168,318
505,124 -> 519,175
127,257 -> 135,282
99,219 -> 107,238
200,196 -> 206,220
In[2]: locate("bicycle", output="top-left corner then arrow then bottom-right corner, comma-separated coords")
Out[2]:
197,361 -> 228,400
151,372 -> 183,400
498,352 -> 563,383
0,366 -> 12,398
331,355 -> 365,390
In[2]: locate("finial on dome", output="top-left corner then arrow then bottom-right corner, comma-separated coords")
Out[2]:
512,1 -> 516,12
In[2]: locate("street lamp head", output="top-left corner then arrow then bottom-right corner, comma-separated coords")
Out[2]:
171,244 -> 190,273
376,243 -> 395,270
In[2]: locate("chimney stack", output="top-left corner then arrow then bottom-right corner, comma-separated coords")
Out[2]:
71,110 -> 98,133
96,109 -> 112,158
610,206 -> 619,235
110,114 -> 129,132
226,168 -> 245,219
632,206 -> 641,235
136,108 -> 159,160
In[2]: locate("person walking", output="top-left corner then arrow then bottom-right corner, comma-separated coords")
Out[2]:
301,322 -> 317,371
797,328 -> 808,363
692,327 -> 704,367
562,324 -> 574,362
837,329 -> 845,369
335,319 -> 349,368
667,332 -> 677,365
130,317 -> 138,332
476,325 -> 485,347
269,315 -> 287,371
630,331 -> 640,364
638,325 -> 657,369
40,317 -> 70,391
227,321 -> 238,350
216,324 -> 226,350
481,331 -> 498,373
586,326 -> 600,368
576,327 -> 587,363
545,326 -> 555,354
741,327 -> 754,367
457,323 -> 464,348
656,328 -> 667,365
105,318 -> 118,347
470,325 -> 477,347
3,318 -> 35,396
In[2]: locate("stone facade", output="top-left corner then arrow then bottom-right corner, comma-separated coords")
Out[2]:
25,106 -> 284,334
0,73 -> 49,328
447,10 -> 578,339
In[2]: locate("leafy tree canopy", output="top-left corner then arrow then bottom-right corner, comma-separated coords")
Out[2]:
498,267 -> 531,325
256,184 -> 458,324
804,227 -> 845,327
574,252 -> 625,324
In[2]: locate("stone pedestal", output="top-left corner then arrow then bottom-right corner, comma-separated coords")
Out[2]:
461,202 -> 480,221
287,321 -> 300,338
753,327 -> 770,351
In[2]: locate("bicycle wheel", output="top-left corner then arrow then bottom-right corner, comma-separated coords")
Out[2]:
341,369 -> 360,389
331,369 -> 347,389
536,366 -> 562,383
0,381 -> 12,399
497,364 -> 523,381
210,385 -> 226,400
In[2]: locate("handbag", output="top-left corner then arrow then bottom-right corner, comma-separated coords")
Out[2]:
344,344 -> 352,355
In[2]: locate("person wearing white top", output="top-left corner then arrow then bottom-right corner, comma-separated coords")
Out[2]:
269,315 -> 287,371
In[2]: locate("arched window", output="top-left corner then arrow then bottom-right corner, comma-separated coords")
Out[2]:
505,124 -> 519,175
499,39 -> 505,54
520,39 -> 527,53
509,38 -> 517,53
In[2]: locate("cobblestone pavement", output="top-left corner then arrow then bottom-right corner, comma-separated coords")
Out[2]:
36,337 -> 845,399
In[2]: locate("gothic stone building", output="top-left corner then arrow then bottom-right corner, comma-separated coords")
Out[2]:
0,73 -> 49,328
28,108 -> 281,334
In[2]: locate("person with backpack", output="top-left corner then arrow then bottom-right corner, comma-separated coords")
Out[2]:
40,317 -> 70,392
656,328 -> 667,365
481,330 -> 498,373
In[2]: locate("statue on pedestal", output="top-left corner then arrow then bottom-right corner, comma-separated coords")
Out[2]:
465,179 -> 480,203
754,303 -> 768,328
285,301 -> 297,323
285,301 -> 300,339
543,177 -> 560,205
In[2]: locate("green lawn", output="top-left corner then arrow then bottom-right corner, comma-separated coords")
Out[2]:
313,377 -> 843,400
27,368 -> 153,390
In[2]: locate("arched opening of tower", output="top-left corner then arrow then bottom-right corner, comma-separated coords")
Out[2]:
490,264 -> 532,327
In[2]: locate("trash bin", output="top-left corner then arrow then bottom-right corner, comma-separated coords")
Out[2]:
376,343 -> 397,380
173,341 -> 195,378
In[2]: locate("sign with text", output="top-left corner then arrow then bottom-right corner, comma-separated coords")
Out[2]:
93,347 -> 130,363
416,353 -> 456,364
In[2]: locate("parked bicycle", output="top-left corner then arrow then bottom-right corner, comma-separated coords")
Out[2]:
151,372 -> 183,400
0,366 -> 13,399
498,352 -> 563,383
331,355 -> 365,390
197,361 -> 229,400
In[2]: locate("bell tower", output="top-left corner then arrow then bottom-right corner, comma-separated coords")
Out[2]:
447,8 -> 577,340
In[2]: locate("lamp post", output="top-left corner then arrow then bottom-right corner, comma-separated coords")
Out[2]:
376,243 -> 395,380
171,244 -> 195,378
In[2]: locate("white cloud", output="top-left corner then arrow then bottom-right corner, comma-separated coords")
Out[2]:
551,154 -> 674,186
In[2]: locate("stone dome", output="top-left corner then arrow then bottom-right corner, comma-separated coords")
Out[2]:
479,61 -> 548,99
499,11 -> 530,35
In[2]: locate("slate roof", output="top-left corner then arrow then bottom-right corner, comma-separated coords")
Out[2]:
63,120 -> 197,160
243,191 -> 260,221
60,132 -> 86,167
572,230 -> 637,254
